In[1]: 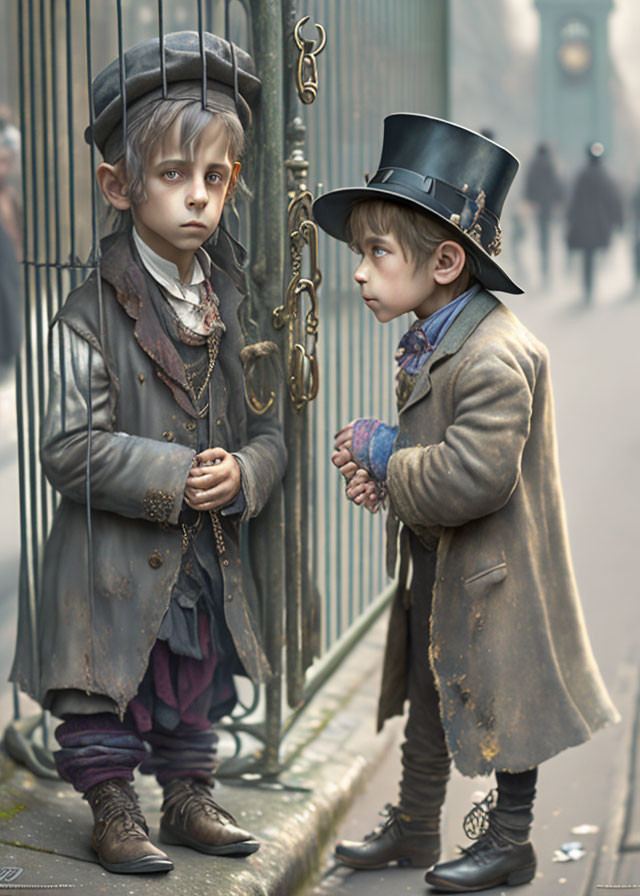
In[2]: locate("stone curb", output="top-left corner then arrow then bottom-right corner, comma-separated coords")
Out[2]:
0,612 -> 393,895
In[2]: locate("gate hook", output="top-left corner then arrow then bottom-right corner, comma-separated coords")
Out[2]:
293,16 -> 326,104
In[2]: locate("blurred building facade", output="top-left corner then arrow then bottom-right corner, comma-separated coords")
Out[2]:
535,0 -> 613,167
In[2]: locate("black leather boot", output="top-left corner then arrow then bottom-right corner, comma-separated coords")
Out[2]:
425,824 -> 535,891
425,784 -> 536,893
335,804 -> 440,869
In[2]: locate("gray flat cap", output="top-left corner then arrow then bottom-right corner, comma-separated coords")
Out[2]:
86,30 -> 261,153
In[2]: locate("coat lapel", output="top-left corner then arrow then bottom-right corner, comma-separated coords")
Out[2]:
399,290 -> 499,415
100,233 -> 200,417
98,230 -> 247,419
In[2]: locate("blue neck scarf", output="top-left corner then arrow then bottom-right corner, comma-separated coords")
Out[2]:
395,283 -> 481,376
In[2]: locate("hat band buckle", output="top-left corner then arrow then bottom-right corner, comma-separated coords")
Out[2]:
368,167 -> 502,257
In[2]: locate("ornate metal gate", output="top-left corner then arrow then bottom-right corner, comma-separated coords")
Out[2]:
5,0 -> 448,777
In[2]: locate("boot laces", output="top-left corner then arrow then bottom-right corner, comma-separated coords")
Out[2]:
460,825 -> 508,865
364,804 -> 408,841
93,781 -> 148,840
462,789 -> 496,840
165,780 -> 237,826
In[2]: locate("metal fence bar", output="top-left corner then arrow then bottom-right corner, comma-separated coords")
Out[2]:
37,0 -> 51,542
355,0 -> 365,608
50,0 -> 63,383
198,0 -> 207,106
15,0 -> 35,708
158,0 -> 167,96
332,4 -> 343,641
64,0 -> 77,295
25,0 -> 41,608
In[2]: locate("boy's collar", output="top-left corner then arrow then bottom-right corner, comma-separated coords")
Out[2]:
399,289 -> 499,415
413,283 -> 481,332
132,226 -> 211,300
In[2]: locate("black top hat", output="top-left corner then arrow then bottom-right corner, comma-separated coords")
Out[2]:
313,114 -> 522,294
86,31 -> 261,154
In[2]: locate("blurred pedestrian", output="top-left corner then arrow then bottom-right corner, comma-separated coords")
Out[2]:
524,143 -> 563,283
0,217 -> 22,374
566,142 -> 623,305
630,179 -> 640,292
509,199 -> 527,283
0,118 -> 22,261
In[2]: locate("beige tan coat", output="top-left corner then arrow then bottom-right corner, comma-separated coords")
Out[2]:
379,289 -> 619,777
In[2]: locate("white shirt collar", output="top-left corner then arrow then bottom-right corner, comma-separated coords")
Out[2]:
132,226 -> 212,304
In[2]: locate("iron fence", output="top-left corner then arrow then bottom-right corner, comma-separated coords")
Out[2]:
6,0 -> 447,776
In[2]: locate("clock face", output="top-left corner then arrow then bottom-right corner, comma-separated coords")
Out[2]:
557,16 -> 593,79
558,38 -> 593,75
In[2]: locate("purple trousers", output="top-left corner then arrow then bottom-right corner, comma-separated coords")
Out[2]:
54,612 -> 237,793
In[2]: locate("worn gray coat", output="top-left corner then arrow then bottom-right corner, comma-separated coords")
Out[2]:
378,290 -> 619,776
10,231 -> 286,717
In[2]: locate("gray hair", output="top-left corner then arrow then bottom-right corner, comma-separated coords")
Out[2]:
101,85 -> 244,229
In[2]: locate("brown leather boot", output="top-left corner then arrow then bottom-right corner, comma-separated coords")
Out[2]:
85,778 -> 173,874
335,804 -> 440,869
159,778 -> 259,856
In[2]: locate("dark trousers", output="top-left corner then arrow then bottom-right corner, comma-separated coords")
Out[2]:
398,537 -> 450,826
398,531 -> 537,836
582,249 -> 596,303
537,211 -> 551,279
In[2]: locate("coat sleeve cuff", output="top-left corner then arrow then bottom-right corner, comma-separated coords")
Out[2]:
147,444 -> 197,527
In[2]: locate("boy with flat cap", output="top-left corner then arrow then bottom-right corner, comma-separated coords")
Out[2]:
10,31 -> 285,874
314,114 -> 618,892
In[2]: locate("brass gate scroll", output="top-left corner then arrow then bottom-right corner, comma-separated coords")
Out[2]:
273,182 -> 321,410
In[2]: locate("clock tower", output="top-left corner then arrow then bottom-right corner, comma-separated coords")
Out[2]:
535,0 -> 614,166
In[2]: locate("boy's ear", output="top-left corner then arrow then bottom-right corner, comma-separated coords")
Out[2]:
96,162 -> 131,210
433,240 -> 467,285
225,162 -> 242,202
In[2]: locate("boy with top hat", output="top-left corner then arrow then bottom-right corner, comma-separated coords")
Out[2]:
10,31 -> 286,874
314,114 -> 618,892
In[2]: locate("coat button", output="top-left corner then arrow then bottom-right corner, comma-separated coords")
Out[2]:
162,431 -> 175,442
226,593 -> 233,601
222,558 -> 229,567
184,422 -> 197,432
148,551 -> 163,569
138,373 -> 145,383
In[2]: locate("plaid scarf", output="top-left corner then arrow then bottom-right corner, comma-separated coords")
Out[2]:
395,283 -> 480,409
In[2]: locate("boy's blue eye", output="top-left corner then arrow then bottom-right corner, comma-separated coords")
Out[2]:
206,172 -> 222,184
163,170 -> 180,181
372,246 -> 388,258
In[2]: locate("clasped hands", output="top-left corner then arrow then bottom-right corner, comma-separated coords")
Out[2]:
184,447 -> 241,512
332,422 -> 385,514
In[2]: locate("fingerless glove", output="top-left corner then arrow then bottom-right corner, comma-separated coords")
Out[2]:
351,418 -> 398,482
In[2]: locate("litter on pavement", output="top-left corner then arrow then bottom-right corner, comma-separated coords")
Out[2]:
553,841 -> 586,862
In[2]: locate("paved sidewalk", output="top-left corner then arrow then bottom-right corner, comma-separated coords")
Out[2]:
0,612 -> 397,895
303,658 -> 640,896
583,662 -> 640,894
